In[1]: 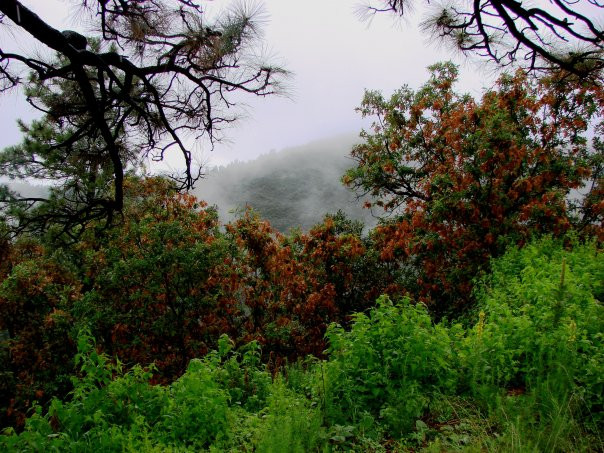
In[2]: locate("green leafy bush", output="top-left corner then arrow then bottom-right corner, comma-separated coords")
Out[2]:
207,336 -> 273,412
465,237 -> 604,429
0,332 -> 166,452
253,379 -> 325,453
324,295 -> 459,434
156,358 -> 229,447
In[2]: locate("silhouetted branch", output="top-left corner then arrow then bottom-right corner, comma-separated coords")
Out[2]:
0,0 -> 287,236
369,0 -> 604,78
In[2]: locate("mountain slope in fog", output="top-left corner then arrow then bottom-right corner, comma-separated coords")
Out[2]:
193,134 -> 376,232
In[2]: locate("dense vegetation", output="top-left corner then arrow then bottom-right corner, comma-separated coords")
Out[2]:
0,6 -> 602,448
0,237 -> 602,451
1,176 -> 392,428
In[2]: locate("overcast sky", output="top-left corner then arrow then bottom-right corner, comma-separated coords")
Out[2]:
0,0 -> 496,168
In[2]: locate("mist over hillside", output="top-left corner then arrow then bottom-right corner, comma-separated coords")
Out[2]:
193,134 -> 377,232
1,135 -> 378,233
0,181 -> 49,199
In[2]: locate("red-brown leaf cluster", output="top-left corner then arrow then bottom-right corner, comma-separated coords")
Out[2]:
345,63 -> 603,312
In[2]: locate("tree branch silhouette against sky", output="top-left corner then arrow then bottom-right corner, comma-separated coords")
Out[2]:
373,0 -> 604,78
0,0 -> 287,234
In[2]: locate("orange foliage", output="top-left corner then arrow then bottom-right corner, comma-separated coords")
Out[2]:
345,63 -> 602,312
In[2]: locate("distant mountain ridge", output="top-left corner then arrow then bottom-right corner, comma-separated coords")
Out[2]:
2,135 -> 377,233
193,134 -> 376,232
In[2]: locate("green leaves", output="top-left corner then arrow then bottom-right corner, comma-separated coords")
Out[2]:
324,295 -> 458,434
467,236 -> 604,426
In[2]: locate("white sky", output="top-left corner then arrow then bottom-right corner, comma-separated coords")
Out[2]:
0,0 -> 497,168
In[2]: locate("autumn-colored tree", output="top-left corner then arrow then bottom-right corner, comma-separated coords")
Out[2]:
296,211 -> 377,316
270,212 -> 369,357
74,177 -> 242,378
227,209 -> 390,361
345,62 -> 601,313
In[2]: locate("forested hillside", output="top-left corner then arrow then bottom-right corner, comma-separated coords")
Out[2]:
194,134 -> 377,232
3,136 -> 376,234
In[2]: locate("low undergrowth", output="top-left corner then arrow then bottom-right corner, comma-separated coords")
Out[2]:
2,237 -> 602,452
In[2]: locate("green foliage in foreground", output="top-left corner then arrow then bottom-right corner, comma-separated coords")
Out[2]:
1,237 -> 602,452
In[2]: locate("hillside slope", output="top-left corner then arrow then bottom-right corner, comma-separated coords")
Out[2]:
193,134 -> 377,232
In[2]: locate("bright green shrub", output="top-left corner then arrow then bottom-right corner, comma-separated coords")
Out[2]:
324,295 -> 459,435
207,335 -> 273,412
0,333 -> 167,452
254,378 -> 325,453
155,358 -> 229,447
465,237 -> 604,428
0,332 -> 299,452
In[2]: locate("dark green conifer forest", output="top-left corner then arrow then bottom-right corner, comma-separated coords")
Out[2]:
0,1 -> 602,451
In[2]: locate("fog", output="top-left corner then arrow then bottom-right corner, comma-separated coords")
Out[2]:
2,133 -> 380,233
1,182 -> 48,200
192,133 -> 379,232
0,1 -> 495,169
0,1 -> 497,232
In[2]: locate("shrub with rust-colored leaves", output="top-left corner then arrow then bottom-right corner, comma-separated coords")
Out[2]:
0,239 -> 80,428
226,210 -> 389,361
76,178 -> 242,379
345,63 -> 601,313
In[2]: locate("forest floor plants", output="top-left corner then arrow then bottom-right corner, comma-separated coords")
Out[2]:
1,236 -> 602,451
